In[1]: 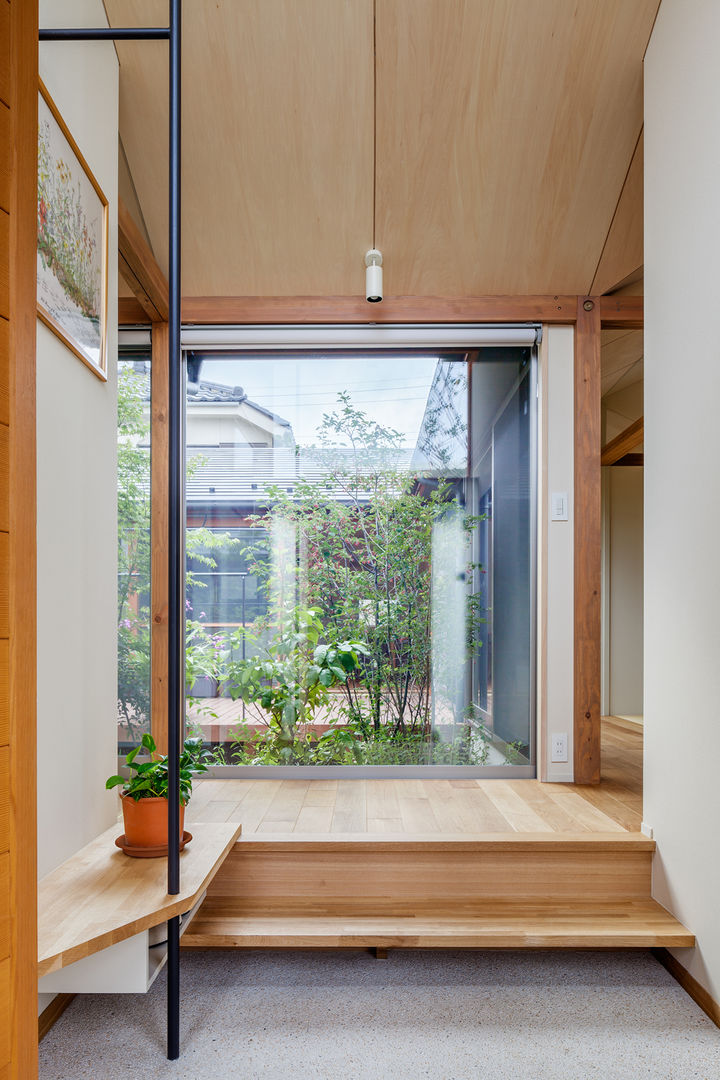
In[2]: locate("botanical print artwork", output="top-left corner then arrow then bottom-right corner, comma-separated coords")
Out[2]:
37,87 -> 107,375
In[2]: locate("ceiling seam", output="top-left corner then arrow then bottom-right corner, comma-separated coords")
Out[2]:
100,0 -> 121,66
642,1 -> 664,62
589,125 -> 644,296
603,357 -> 644,399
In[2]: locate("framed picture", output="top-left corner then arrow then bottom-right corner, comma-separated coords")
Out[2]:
37,80 -> 108,380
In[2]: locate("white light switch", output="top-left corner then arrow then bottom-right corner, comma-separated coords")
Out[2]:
551,492 -> 569,521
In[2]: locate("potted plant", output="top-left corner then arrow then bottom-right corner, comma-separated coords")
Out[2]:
106,733 -> 214,855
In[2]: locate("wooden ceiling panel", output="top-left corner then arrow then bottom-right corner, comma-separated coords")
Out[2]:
375,0 -> 657,295
107,0 -> 658,298
105,0 -> 374,295
601,328 -> 643,389
591,132 -> 644,295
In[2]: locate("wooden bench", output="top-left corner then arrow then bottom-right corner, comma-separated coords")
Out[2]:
38,822 -> 241,993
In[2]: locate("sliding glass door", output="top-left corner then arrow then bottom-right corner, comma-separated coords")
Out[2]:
183,341 -> 536,773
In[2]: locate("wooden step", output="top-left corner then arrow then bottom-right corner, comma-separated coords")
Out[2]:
182,899 -> 694,950
204,833 -> 657,913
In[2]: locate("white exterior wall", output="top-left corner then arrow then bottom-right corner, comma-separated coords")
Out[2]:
37,0 -> 119,880
645,0 -> 720,1005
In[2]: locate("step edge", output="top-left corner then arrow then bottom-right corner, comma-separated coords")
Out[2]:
224,832 -> 655,852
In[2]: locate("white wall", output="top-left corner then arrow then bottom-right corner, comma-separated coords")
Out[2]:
603,467 -> 644,717
37,0 -> 119,882
645,0 -> 720,1005
539,326 -> 575,781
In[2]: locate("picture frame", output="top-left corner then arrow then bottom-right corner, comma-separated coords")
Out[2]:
37,79 -> 109,381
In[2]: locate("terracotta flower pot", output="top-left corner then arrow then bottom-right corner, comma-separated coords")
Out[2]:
120,794 -> 185,850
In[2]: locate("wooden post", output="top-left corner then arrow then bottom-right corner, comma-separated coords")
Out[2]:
5,1 -> 39,1074
574,298 -> 602,784
151,322 -> 170,754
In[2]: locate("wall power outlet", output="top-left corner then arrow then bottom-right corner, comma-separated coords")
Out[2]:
551,733 -> 568,763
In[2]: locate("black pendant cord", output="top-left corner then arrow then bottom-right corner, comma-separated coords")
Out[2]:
40,9 -> 184,1062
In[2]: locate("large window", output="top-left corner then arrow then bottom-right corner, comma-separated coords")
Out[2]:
184,343 -> 537,772
117,351 -> 151,751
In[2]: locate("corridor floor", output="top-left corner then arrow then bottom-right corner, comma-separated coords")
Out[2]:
40,949 -> 720,1079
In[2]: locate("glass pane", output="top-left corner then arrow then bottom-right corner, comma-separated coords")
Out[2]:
117,353 -> 151,751
184,348 -> 535,769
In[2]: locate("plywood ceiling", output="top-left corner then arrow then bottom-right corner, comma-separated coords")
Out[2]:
106,0 -> 657,298
601,329 -> 644,397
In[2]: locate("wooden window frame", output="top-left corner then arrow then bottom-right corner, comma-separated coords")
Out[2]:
117,261 -> 641,783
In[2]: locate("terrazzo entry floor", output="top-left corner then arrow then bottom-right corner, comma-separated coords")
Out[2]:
40,949 -> 720,1080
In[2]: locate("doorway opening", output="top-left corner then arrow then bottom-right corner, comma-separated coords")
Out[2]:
600,321 -> 644,812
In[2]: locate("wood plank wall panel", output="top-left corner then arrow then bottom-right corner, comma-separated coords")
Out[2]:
0,317 -> 9,425
106,0 -> 374,296
0,958 -> 9,1068
107,0 -> 656,298
0,211 -> 8,318
0,853 -> 9,959
0,4 -> 8,1061
0,532 -> 7,638
0,424 -> 7,532
0,104 -> 9,213
0,2 -> 8,109
0,641 -> 7,746
375,0 -> 657,295
574,299 -> 602,784
0,748 -> 7,852
4,0 -> 38,1074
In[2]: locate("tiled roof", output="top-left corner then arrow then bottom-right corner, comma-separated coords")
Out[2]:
139,373 -> 292,427
186,380 -> 247,403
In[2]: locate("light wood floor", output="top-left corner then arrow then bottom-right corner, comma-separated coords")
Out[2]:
189,716 -> 642,836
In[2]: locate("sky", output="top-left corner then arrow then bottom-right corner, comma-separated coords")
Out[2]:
198,355 -> 440,447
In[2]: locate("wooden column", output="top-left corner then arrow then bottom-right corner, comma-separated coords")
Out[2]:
3,0 -> 39,1074
574,298 -> 602,784
151,323 -> 170,754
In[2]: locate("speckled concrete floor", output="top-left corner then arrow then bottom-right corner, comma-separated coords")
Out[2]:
40,949 -> 720,1080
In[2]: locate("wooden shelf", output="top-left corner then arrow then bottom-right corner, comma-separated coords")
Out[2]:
38,822 -> 241,978
182,900 -> 694,951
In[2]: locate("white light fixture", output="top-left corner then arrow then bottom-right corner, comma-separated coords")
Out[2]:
365,248 -> 383,303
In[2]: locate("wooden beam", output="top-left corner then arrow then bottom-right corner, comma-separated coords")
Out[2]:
120,292 -> 646,329
118,296 -> 150,325
601,418 -> 644,465
150,323 -> 169,755
118,198 -> 168,322
574,298 -> 602,785
599,294 -> 643,329
180,294 -> 578,325
120,293 -> 578,326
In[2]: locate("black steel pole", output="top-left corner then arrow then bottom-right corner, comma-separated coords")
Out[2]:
39,27 -> 170,41
39,11 -> 183,1064
167,0 -> 183,1062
